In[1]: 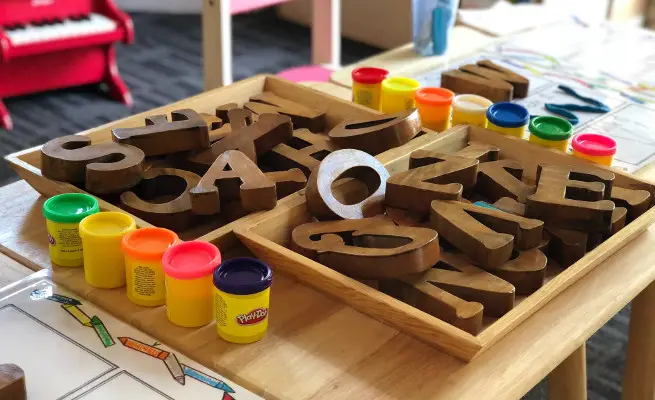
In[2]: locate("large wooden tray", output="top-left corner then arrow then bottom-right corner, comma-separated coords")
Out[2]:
234,124 -> 655,361
5,75 -> 391,249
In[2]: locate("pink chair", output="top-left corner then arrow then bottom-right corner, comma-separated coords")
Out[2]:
202,0 -> 341,89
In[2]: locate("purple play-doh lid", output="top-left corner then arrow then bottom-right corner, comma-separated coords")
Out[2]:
213,257 -> 273,295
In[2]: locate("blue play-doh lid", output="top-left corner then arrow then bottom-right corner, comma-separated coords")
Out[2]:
213,257 -> 273,295
486,102 -> 530,128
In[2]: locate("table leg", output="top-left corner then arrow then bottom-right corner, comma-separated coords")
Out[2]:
311,0 -> 341,68
203,0 -> 232,90
548,344 -> 587,400
622,281 -> 655,400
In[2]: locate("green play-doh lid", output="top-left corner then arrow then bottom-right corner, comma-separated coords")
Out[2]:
43,193 -> 99,223
529,116 -> 573,141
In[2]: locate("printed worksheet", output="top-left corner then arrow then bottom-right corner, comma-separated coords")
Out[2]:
409,20 -> 655,172
0,274 -> 262,400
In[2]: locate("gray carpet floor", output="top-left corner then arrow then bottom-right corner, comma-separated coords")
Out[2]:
0,10 -> 631,399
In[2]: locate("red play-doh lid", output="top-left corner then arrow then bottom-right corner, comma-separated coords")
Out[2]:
162,241 -> 222,280
572,133 -> 617,156
352,67 -> 389,85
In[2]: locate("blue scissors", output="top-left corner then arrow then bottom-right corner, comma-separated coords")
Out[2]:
544,85 -> 610,125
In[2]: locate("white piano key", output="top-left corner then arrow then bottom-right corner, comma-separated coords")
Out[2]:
6,14 -> 117,46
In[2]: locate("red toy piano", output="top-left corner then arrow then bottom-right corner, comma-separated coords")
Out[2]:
0,0 -> 134,130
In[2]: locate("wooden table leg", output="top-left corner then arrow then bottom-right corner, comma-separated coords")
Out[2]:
622,281 -> 655,400
548,344 -> 587,400
203,0 -> 232,90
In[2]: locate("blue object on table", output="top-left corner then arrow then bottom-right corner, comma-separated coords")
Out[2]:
412,0 -> 459,56
544,85 -> 610,125
473,201 -> 499,210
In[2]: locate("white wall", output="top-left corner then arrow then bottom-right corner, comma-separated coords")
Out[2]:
115,0 -> 202,13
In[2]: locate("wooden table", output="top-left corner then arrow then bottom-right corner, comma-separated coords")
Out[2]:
1,82 -> 653,400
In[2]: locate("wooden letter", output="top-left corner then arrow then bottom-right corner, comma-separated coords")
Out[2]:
440,60 -> 529,102
467,60 -> 530,97
477,160 -> 535,202
291,217 -> 440,279
328,109 -> 422,155
207,103 -> 254,142
306,149 -> 390,220
41,135 -> 145,194
379,251 -> 515,334
385,207 -> 427,227
245,92 -> 326,132
215,102 -> 240,121
380,277 -> 483,335
546,227 -> 588,268
265,169 -> 307,199
442,69 -> 513,103
190,150 -> 276,215
386,157 -> 479,213
409,141 -> 499,169
611,186 -> 651,221
112,109 -> 210,156
262,128 -> 336,176
493,197 -> 527,216
0,364 -> 26,400
430,200 -> 544,268
199,112 -> 233,143
185,109 -> 293,173
419,252 -> 515,317
120,168 -> 201,231
489,248 -> 547,295
587,206 -> 629,251
610,206 -> 628,235
526,164 -> 615,233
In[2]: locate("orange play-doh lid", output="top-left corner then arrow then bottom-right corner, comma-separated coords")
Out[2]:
415,87 -> 454,106
122,227 -> 179,261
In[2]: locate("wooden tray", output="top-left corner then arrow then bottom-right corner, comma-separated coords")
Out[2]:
234,124 -> 655,361
5,75 -> 387,248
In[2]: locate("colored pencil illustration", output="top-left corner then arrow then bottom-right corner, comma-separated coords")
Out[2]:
34,287 -> 242,397
90,316 -> 115,348
182,364 -> 235,393
30,288 -> 81,306
163,353 -> 186,385
62,304 -> 92,326
118,337 -> 170,360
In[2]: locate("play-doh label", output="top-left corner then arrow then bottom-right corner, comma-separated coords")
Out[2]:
236,308 -> 268,326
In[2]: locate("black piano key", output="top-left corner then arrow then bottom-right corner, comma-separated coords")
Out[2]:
4,24 -> 26,31
70,14 -> 91,21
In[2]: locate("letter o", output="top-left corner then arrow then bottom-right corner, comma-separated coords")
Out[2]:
305,149 -> 390,220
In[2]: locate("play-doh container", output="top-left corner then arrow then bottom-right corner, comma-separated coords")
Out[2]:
414,87 -> 454,132
451,94 -> 493,127
571,133 -> 617,166
122,228 -> 179,307
213,257 -> 273,344
79,212 -> 136,289
380,77 -> 421,114
528,116 -> 573,152
163,241 -> 222,328
43,193 -> 99,267
351,67 -> 388,110
486,102 -> 529,138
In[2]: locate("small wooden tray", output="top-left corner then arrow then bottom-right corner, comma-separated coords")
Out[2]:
5,75 -> 384,247
234,124 -> 655,361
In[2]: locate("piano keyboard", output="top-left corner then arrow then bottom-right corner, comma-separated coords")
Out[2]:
4,14 -> 117,46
